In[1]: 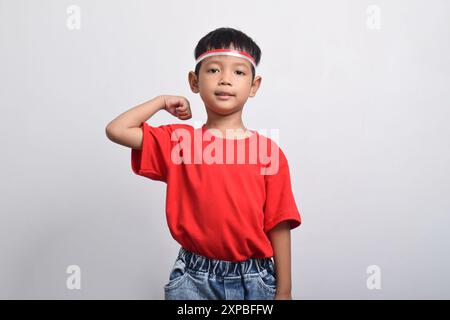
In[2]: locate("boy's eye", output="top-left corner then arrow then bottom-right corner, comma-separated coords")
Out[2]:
207,68 -> 246,75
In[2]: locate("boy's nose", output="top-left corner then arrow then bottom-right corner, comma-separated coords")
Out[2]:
219,71 -> 233,85
219,77 -> 232,85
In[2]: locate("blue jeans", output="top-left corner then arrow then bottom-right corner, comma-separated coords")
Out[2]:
164,247 -> 277,300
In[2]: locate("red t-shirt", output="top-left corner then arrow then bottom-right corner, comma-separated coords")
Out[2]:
131,121 -> 301,262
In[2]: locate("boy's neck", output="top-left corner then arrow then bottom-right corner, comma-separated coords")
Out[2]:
204,109 -> 251,139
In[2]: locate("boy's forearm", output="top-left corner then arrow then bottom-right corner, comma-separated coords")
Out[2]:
268,221 -> 292,295
106,95 -> 166,131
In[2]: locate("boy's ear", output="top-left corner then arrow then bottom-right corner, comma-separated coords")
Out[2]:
249,75 -> 262,97
188,71 -> 199,93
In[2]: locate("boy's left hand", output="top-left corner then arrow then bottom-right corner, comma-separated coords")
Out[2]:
274,292 -> 292,300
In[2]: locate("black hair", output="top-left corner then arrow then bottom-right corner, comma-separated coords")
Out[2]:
194,27 -> 261,82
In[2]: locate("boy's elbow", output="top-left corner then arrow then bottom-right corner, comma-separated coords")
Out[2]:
105,124 -> 120,142
105,125 -> 143,150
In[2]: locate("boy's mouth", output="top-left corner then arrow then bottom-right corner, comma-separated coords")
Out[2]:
215,91 -> 235,96
215,93 -> 234,101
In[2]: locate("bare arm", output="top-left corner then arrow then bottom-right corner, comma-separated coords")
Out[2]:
105,95 -> 166,150
105,95 -> 191,150
268,221 -> 293,300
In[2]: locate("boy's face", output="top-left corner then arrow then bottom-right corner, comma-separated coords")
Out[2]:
188,49 -> 262,115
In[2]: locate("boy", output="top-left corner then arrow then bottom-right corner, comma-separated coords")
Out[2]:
105,27 -> 301,300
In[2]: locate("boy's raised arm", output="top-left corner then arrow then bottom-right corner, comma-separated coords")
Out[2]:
105,95 -> 191,150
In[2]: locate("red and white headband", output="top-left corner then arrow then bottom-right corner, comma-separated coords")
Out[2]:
195,49 -> 257,69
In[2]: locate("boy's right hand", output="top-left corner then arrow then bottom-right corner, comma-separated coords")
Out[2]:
162,95 -> 192,120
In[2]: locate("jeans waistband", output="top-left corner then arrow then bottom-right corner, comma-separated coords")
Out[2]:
178,247 -> 274,277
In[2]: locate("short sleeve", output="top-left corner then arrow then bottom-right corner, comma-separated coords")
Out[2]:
263,148 -> 302,234
131,121 -> 174,183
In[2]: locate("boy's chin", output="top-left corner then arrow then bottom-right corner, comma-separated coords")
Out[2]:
207,103 -> 242,114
